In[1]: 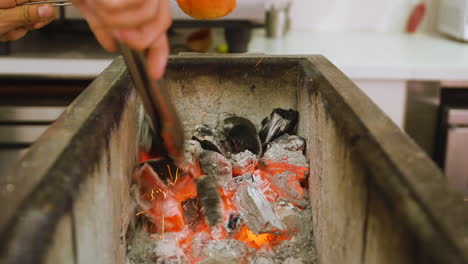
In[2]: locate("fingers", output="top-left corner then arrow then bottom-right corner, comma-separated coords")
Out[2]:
0,27 -> 28,42
87,20 -> 118,52
115,0 -> 171,50
147,34 -> 169,80
0,0 -> 28,9
90,0 -> 159,28
0,4 -> 56,29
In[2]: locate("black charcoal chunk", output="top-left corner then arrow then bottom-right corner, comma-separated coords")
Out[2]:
196,175 -> 222,227
143,158 -> 178,184
234,180 -> 284,234
223,116 -> 262,155
259,109 -> 299,147
227,213 -> 240,232
199,150 -> 233,186
192,125 -> 233,157
272,134 -> 306,152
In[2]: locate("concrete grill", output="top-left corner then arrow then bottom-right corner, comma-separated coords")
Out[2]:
1,55 -> 467,264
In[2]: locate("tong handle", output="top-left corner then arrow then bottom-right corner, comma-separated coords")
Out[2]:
21,1 -> 71,7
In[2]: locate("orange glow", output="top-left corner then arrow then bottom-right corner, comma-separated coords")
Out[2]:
261,161 -> 309,181
235,226 -> 290,249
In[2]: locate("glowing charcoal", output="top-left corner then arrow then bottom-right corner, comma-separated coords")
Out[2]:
234,180 -> 284,234
229,150 -> 259,176
192,125 -> 233,157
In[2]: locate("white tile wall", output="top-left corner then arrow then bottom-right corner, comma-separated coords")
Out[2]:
289,0 -> 440,33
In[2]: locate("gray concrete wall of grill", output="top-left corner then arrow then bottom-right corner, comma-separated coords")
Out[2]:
1,55 -> 467,264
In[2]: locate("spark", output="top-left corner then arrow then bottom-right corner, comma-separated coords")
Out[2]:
167,165 -> 174,183
184,193 -> 193,197
162,213 -> 165,240
175,237 -> 180,247
162,191 -> 167,200
151,189 -> 155,200
200,111 -> 207,117
255,57 -> 265,68
174,168 -> 179,184
136,210 -> 145,216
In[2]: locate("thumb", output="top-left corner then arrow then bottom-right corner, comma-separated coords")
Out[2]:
9,4 -> 56,26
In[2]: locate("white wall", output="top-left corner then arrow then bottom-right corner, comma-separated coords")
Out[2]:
290,0 -> 440,33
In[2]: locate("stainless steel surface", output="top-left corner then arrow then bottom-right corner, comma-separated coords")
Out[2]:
119,44 -> 184,162
447,109 -> 468,125
0,106 -> 64,123
445,127 -> 468,197
404,81 -> 441,156
22,0 -> 71,7
0,125 -> 49,145
265,6 -> 290,38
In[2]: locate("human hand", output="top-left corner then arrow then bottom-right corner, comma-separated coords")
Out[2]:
0,0 -> 57,42
73,0 -> 172,79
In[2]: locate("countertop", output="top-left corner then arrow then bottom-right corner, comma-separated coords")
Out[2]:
1,30 -> 467,81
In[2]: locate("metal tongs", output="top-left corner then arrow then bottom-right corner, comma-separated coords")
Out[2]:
22,0 -> 72,6
119,44 -> 185,164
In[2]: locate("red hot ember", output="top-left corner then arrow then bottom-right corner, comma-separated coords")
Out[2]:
129,109 -> 316,264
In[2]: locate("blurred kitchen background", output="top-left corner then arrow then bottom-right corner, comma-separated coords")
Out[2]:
1,0 -> 468,198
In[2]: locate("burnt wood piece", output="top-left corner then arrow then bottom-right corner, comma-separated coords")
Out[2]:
0,55 -> 467,264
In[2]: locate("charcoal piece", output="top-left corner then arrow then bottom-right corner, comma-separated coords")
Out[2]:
259,108 -> 299,147
142,158 -> 179,184
199,150 -> 233,186
274,201 -> 304,236
234,181 -> 284,234
225,173 -> 254,193
196,175 -> 222,227
182,198 -> 202,229
192,125 -> 233,157
262,143 -> 309,169
229,150 -> 259,176
223,116 -> 262,155
227,213 -> 240,232
272,172 -> 307,207
272,134 -> 306,152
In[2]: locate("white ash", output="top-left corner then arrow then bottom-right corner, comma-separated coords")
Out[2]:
262,142 -> 309,169
272,207 -> 317,264
272,134 -> 306,152
274,201 -> 303,235
203,239 -> 250,259
198,256 -> 238,264
234,180 -> 284,234
272,172 -> 308,207
225,173 -> 254,193
199,150 -> 233,186
252,255 -> 275,264
192,232 -> 251,261
229,150 -> 259,170
155,236 -> 188,264
126,228 -> 157,264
